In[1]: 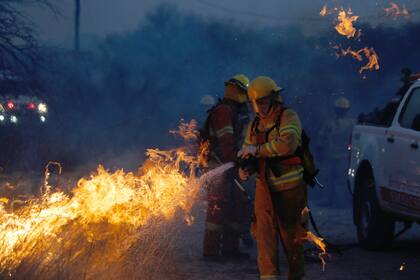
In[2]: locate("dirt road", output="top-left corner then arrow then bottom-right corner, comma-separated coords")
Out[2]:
176,205 -> 420,280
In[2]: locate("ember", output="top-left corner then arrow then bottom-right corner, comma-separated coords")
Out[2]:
305,231 -> 328,271
319,5 -> 329,17
335,9 -> 360,39
338,46 -> 380,74
359,47 -> 380,73
385,2 -> 410,19
400,262 -> 406,271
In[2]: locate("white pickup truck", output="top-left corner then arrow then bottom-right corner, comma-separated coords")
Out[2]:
348,79 -> 420,249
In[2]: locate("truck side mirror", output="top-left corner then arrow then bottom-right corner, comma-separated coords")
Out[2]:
412,114 -> 420,131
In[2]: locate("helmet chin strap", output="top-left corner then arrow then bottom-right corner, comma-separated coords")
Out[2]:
256,99 -> 274,119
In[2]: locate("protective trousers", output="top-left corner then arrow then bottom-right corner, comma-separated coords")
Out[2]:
253,160 -> 307,280
203,167 -> 249,256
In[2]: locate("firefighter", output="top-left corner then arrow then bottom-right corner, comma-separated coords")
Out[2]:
202,74 -> 251,260
238,76 -> 307,280
317,97 -> 355,207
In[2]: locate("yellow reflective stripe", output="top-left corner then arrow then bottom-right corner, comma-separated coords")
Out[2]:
266,141 -> 277,155
279,125 -> 300,136
269,167 -> 304,185
260,141 -> 275,156
205,222 -> 224,232
271,175 -> 302,186
269,140 -> 281,154
244,125 -> 254,145
216,126 -> 234,138
244,139 -> 253,145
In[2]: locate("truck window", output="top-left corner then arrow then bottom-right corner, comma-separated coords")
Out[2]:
399,87 -> 420,130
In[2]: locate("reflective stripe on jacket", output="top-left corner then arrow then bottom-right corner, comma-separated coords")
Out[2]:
244,106 -> 304,191
208,100 -> 243,163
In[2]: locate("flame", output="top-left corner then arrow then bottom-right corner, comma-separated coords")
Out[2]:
305,231 -> 328,271
359,47 -> 380,73
0,120 -> 206,279
400,262 -> 406,271
170,119 -> 199,141
400,262 -> 405,271
402,5 -> 410,18
320,5 -> 329,17
341,46 -> 363,61
385,2 -> 410,19
42,161 -> 62,194
339,46 -> 380,74
335,9 -> 360,39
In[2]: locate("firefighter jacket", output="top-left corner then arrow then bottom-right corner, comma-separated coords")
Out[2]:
244,105 -> 304,191
318,116 -> 355,159
208,99 -> 246,163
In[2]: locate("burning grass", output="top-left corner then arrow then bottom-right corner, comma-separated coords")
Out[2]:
0,120 -> 208,279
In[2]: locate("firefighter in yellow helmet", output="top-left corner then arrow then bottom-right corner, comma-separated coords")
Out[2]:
317,97 -> 355,207
238,76 -> 307,280
202,74 -> 252,260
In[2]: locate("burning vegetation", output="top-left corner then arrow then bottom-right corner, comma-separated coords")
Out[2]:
335,9 -> 360,39
320,4 -> 381,76
384,1 -> 410,19
319,5 -> 330,17
338,46 -> 380,74
0,120 -> 207,279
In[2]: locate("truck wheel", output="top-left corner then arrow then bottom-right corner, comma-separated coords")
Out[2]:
354,170 -> 395,250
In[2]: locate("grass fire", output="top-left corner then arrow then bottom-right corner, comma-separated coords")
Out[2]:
1,1 -> 420,279
0,120 -> 207,279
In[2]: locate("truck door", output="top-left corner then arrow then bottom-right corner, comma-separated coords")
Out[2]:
382,87 -> 420,217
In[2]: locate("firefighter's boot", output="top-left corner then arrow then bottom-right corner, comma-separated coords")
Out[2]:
203,228 -> 223,262
222,227 -> 250,259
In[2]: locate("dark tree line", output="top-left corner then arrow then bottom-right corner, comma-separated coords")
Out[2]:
0,3 -> 417,171
0,0 -> 54,76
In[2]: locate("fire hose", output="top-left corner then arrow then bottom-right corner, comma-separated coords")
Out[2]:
210,154 -> 357,255
210,153 -> 250,198
236,155 -> 350,255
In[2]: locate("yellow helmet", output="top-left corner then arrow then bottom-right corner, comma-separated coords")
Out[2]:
335,97 -> 351,109
248,76 -> 284,116
224,74 -> 249,92
224,74 -> 249,103
248,76 -> 283,101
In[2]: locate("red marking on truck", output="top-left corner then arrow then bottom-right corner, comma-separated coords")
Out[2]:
381,187 -> 420,211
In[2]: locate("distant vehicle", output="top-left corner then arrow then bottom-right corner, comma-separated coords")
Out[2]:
348,78 -> 420,249
0,71 -> 48,172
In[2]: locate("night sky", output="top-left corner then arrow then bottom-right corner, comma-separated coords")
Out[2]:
28,0 -> 420,44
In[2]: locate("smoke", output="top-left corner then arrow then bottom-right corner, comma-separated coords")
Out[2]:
11,3 -> 419,172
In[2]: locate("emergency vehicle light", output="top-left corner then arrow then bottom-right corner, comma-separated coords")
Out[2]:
28,103 -> 36,110
7,101 -> 15,110
38,103 -> 47,113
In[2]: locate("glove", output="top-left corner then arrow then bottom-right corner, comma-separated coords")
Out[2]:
237,145 -> 257,159
238,168 -> 250,181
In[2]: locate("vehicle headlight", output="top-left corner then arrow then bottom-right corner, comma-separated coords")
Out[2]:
0,115 -> 4,122
38,103 -> 47,113
10,115 -> 18,123
40,115 -> 46,123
